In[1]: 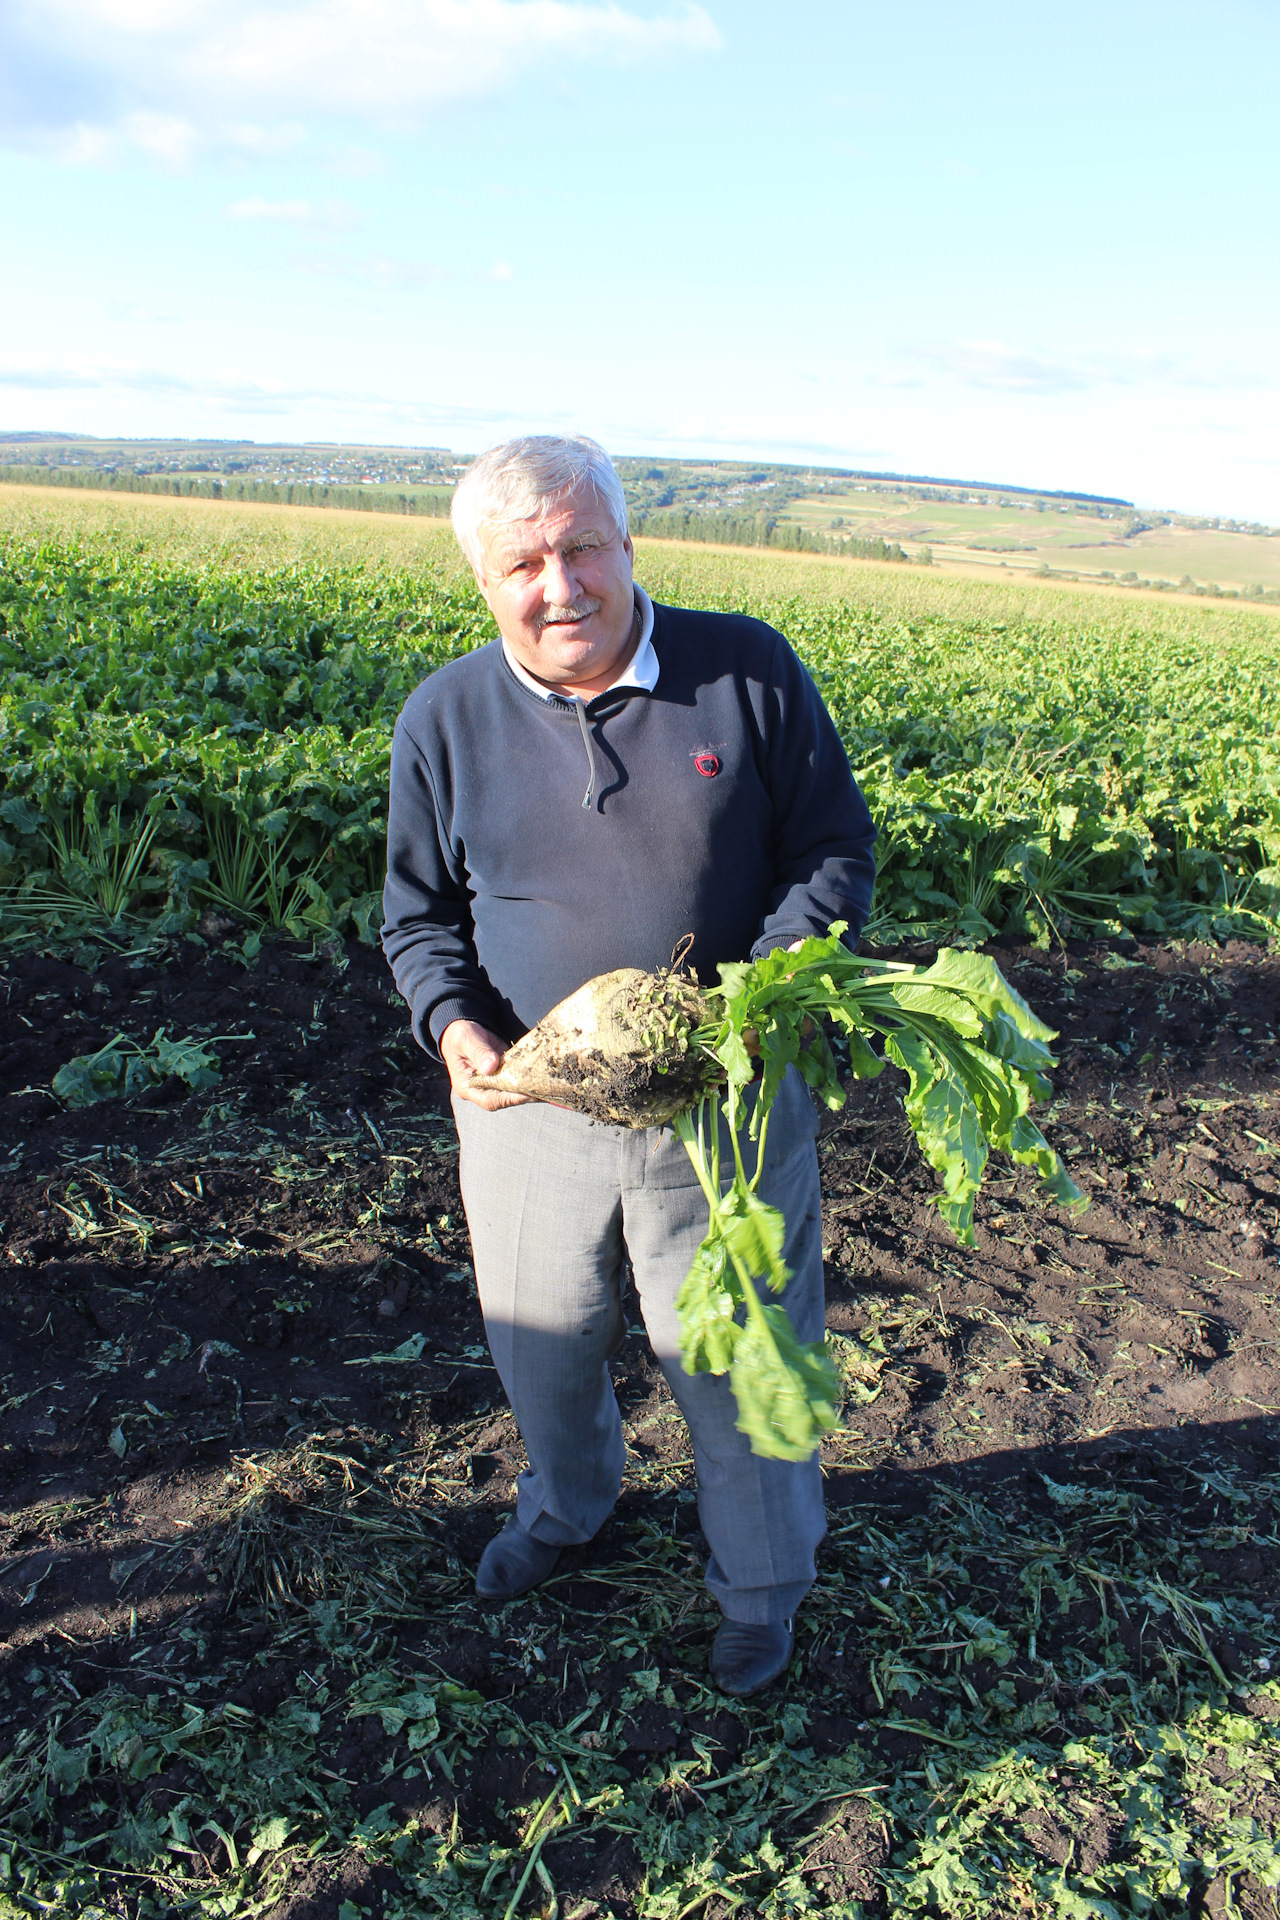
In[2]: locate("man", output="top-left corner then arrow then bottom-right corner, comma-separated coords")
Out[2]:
382,435 -> 876,1696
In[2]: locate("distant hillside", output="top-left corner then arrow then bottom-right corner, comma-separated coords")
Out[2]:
1,433 -> 1276,596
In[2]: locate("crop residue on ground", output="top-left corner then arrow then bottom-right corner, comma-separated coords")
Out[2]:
3,929 -> 1279,1917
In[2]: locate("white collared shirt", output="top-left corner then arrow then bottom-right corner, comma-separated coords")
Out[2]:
502,586 -> 659,702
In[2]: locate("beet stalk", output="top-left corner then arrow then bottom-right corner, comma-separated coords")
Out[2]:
470,927 -> 1085,1460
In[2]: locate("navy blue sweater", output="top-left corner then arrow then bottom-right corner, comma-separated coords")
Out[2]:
381,602 -> 877,1055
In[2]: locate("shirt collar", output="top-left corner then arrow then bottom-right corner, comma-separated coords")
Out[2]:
502,585 -> 659,703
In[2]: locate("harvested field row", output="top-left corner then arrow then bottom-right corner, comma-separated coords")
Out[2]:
3,926 -> 1279,1917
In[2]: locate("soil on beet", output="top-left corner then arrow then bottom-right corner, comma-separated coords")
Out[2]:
3,927 -> 1280,1916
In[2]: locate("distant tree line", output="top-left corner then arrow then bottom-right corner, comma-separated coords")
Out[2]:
0,464 -> 454,518
629,506 -> 910,561
3,464 -> 920,561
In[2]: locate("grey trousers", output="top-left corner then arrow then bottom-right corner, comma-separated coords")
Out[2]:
452,1069 -> 827,1623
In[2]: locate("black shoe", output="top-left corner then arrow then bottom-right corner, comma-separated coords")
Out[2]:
709,1616 -> 795,1697
475,1521 -> 562,1601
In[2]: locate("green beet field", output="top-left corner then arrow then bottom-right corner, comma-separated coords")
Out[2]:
2,490 -> 1279,1919
3,495 -> 1278,957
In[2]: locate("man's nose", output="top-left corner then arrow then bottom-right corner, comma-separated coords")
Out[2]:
541,551 -> 581,606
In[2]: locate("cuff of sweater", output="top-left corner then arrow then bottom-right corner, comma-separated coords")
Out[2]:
750,932 -> 806,960
426,994 -> 503,1049
751,924 -> 860,961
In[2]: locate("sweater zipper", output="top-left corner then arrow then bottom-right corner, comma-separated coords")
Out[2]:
572,697 -> 599,811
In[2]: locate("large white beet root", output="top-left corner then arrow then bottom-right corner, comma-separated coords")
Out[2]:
470,967 -> 719,1126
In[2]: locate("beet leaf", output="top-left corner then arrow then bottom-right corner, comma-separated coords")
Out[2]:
674,926 -> 1085,1461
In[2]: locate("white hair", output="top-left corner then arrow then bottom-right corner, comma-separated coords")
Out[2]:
451,434 -> 629,574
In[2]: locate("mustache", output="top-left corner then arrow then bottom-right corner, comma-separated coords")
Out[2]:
538,599 -> 601,628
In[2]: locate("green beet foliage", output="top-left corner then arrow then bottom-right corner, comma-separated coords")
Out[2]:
675,929 -> 1085,1462
0,538 -> 488,941
3,532 -> 1279,948
52,1028 -> 222,1107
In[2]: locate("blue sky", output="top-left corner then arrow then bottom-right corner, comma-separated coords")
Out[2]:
1,0 -> 1276,518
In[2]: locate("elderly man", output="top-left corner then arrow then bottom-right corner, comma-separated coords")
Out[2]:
382,435 -> 875,1696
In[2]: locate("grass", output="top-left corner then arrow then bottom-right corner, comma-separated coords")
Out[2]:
0,482 -> 464,577
3,480 -> 1277,623
6,473 -> 1279,605
632,535 -> 1280,638
779,489 -> 1280,595
784,489 -> 1120,548
1097,528 -> 1280,592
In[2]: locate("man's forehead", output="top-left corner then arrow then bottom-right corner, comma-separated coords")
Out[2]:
486,503 -> 616,567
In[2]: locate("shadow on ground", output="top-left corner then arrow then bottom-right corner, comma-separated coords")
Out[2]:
2,928 -> 1278,1916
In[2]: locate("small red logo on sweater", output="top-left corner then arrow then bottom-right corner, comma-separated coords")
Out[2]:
692,745 -> 724,778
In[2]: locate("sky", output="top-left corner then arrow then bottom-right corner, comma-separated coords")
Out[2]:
0,0 -> 1277,520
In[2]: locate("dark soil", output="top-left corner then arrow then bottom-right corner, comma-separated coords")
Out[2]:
3,928 -> 1279,1916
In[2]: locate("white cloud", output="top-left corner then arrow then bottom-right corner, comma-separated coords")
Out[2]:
902,339 -> 1274,398
321,142 -> 386,177
118,109 -> 204,166
295,248 -> 450,284
4,0 -> 721,163
37,112 -> 307,169
294,241 -> 516,286
925,341 -> 1094,396
226,196 -> 311,220
45,122 -> 118,166
0,358 -> 552,435
0,359 -> 381,419
225,194 -> 360,226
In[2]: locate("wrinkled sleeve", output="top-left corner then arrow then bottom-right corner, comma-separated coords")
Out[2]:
750,632 -> 877,955
380,715 -> 503,1057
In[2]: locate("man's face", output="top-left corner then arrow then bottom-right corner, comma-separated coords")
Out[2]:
474,490 -> 636,690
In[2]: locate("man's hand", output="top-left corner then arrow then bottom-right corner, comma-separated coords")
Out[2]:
440,1019 -> 530,1111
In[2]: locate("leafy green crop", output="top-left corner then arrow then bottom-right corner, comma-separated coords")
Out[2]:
2,528 -> 1279,950
0,536 -> 487,945
52,1029 -> 222,1107
676,929 -> 1085,1461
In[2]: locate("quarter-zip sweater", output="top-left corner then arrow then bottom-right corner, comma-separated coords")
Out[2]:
381,602 -> 877,1055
